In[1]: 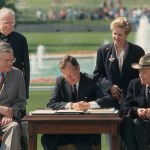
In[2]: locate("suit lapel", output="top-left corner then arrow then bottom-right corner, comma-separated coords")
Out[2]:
108,44 -> 120,71
64,81 -> 73,101
122,45 -> 131,70
77,74 -> 86,101
137,83 -> 146,105
106,44 -> 121,81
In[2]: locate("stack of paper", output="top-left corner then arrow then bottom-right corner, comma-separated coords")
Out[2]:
56,109 -> 83,114
30,108 -> 118,115
86,108 -> 118,114
30,109 -> 56,115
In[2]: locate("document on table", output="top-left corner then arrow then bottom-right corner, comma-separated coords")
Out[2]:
56,109 -> 84,114
30,109 -> 56,115
30,109 -> 83,115
30,108 -> 118,115
86,108 -> 118,114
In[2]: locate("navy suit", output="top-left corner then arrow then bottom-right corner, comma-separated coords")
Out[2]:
48,73 -> 114,109
42,73 -> 114,150
120,78 -> 150,150
0,31 -> 30,98
120,78 -> 148,116
93,42 -> 145,107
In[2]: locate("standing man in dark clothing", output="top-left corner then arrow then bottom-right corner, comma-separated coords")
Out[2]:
0,7 -> 30,98
120,53 -> 150,150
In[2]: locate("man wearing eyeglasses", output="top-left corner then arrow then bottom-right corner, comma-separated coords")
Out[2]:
0,7 -> 30,99
0,42 -> 26,149
41,55 -> 115,150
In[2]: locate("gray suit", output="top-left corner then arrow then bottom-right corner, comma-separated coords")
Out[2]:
0,67 -> 26,150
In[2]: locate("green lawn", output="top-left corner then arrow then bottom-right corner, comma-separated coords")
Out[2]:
27,90 -> 108,150
27,90 -> 50,150
22,31 -> 136,53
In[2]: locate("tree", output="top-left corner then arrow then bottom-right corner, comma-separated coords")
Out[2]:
0,0 -> 5,8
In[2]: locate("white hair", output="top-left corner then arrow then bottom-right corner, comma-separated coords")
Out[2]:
0,7 -> 15,22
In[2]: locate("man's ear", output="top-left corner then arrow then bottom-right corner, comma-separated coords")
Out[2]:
77,66 -> 80,71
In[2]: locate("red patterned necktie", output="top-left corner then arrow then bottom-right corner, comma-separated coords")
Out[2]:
0,73 -> 5,90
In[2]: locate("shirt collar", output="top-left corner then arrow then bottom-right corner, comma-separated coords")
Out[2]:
0,72 -> 6,78
114,41 -> 129,53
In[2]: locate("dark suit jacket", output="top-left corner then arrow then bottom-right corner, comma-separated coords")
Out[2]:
93,42 -> 145,98
47,73 -> 114,110
0,31 -> 30,98
120,78 -> 148,118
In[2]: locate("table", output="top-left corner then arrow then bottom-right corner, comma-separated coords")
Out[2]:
22,113 -> 121,150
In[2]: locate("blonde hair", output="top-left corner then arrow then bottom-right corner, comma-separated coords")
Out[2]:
110,17 -> 132,35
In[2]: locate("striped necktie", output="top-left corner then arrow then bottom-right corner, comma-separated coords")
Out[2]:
0,73 -> 5,90
147,86 -> 150,103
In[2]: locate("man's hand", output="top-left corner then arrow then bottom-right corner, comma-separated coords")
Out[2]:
71,101 -> 90,111
110,85 -> 122,100
137,108 -> 148,119
1,116 -> 12,126
0,106 -> 13,118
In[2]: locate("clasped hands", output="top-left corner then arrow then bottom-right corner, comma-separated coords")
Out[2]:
71,101 -> 90,111
137,108 -> 150,119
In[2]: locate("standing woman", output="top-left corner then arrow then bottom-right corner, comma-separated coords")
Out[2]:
93,16 -> 145,108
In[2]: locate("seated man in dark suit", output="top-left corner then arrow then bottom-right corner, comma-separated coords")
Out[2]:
120,53 -> 150,150
41,55 -> 115,150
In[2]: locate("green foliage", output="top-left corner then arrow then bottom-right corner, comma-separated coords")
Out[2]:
15,0 -> 150,22
24,0 -> 150,10
0,0 -> 5,8
0,0 -> 17,15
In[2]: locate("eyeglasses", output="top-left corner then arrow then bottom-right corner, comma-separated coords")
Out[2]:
62,73 -> 76,78
1,21 -> 15,26
0,58 -> 16,64
62,68 -> 79,78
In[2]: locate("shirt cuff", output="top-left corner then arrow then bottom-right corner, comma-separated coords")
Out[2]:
89,101 -> 100,109
65,102 -> 72,109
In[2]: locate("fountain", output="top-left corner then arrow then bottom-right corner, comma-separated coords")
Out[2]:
135,16 -> 150,54
30,54 -> 96,81
30,54 -> 41,75
37,44 -> 45,68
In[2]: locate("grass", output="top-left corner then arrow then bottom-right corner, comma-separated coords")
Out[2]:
15,0 -> 150,22
22,31 -> 136,53
23,0 -> 150,9
27,90 -> 49,150
27,90 -> 108,150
